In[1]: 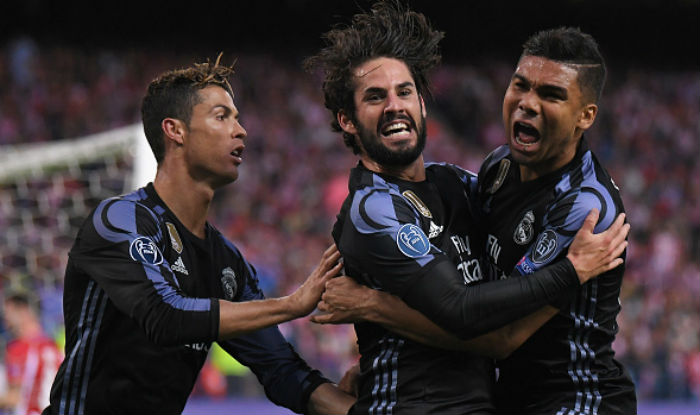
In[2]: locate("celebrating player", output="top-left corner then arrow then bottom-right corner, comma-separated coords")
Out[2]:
304,1 -> 630,413
42,56 -> 354,415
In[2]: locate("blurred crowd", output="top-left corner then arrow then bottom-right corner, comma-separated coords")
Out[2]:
0,37 -> 698,402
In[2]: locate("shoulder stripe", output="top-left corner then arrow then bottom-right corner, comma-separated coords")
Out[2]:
359,190 -> 391,231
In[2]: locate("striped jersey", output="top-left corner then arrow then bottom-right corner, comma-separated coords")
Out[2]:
5,336 -> 62,415
477,139 -> 637,414
43,183 -> 327,415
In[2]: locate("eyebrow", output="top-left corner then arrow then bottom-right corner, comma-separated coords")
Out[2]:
512,74 -> 568,98
362,81 -> 415,94
212,105 -> 234,115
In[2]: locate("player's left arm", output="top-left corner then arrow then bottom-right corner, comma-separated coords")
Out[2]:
217,252 -> 354,415
314,275 -> 554,359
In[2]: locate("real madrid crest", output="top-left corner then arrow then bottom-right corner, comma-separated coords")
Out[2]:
513,210 -> 535,245
221,267 -> 238,300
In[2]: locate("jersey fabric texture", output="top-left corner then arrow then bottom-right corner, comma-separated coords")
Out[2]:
334,162 -> 495,415
5,336 -> 62,415
43,183 -> 327,415
477,139 -> 637,415
332,162 -> 582,415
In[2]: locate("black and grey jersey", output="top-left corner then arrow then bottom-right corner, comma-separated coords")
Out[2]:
44,183 -> 327,415
478,139 -> 637,415
333,162 -> 585,415
334,162 -> 494,415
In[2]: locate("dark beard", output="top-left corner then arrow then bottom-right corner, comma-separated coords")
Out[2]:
356,112 -> 427,167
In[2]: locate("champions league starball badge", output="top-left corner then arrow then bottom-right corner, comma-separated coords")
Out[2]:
396,223 -> 431,258
129,237 -> 164,265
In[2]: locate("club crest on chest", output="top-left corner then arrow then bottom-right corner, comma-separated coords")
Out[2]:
513,210 -> 535,245
221,267 -> 238,300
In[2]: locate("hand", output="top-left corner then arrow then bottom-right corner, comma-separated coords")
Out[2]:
288,244 -> 343,318
311,277 -> 374,324
566,209 -> 630,284
338,362 -> 360,398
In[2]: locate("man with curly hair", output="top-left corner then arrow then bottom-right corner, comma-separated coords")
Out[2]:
42,55 -> 355,415
305,2 -> 629,413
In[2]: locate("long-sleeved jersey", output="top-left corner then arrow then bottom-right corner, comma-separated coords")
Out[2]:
477,139 -> 637,414
43,183 -> 327,415
333,162 -> 583,414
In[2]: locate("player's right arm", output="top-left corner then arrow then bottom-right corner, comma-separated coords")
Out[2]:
325,205 -> 629,344
74,198 -> 340,347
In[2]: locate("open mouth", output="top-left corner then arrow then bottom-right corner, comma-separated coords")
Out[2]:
513,121 -> 540,146
381,120 -> 412,138
230,148 -> 244,162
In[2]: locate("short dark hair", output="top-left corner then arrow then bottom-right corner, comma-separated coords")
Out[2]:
141,54 -> 235,164
4,290 -> 38,313
521,27 -> 607,103
304,0 -> 443,154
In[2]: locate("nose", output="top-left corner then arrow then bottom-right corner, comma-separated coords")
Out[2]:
518,90 -> 539,116
384,91 -> 404,115
233,120 -> 247,140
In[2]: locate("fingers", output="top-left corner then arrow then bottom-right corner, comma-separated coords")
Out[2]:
323,261 -> 344,279
580,208 -> 599,234
323,243 -> 339,258
608,218 -> 629,248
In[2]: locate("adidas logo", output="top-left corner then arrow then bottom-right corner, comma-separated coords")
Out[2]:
172,256 -> 189,275
428,221 -> 443,239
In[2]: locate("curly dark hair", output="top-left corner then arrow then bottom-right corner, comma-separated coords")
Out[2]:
522,27 -> 607,104
141,53 -> 235,164
304,0 -> 444,154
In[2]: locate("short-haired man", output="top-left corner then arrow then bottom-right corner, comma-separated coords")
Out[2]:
42,56 -> 354,415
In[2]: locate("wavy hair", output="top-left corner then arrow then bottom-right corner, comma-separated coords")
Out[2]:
304,0 -> 444,154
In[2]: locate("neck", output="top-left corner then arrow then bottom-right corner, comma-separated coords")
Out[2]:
19,318 -> 42,339
153,163 -> 214,239
360,154 -> 426,182
519,137 -> 581,182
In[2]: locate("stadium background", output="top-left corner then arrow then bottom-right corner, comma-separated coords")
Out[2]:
0,0 -> 698,413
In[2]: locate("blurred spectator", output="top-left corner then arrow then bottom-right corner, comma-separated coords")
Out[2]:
0,288 -> 63,415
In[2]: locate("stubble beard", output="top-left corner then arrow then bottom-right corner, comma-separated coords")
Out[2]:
356,113 -> 427,168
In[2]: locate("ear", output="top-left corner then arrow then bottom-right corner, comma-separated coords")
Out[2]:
161,118 -> 187,146
337,110 -> 358,135
577,103 -> 598,131
419,95 -> 427,119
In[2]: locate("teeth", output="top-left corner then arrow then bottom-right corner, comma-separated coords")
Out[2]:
384,122 -> 409,135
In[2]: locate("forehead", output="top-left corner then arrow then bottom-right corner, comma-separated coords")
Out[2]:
194,85 -> 235,109
514,55 -> 581,90
353,57 -> 414,91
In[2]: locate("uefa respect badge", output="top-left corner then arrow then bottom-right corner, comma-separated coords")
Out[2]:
396,223 -> 431,258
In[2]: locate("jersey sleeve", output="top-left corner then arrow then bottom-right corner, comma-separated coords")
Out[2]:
217,330 -> 329,414
70,198 -> 219,346
514,187 -> 618,276
340,185 -> 453,297
341,184 -> 581,340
